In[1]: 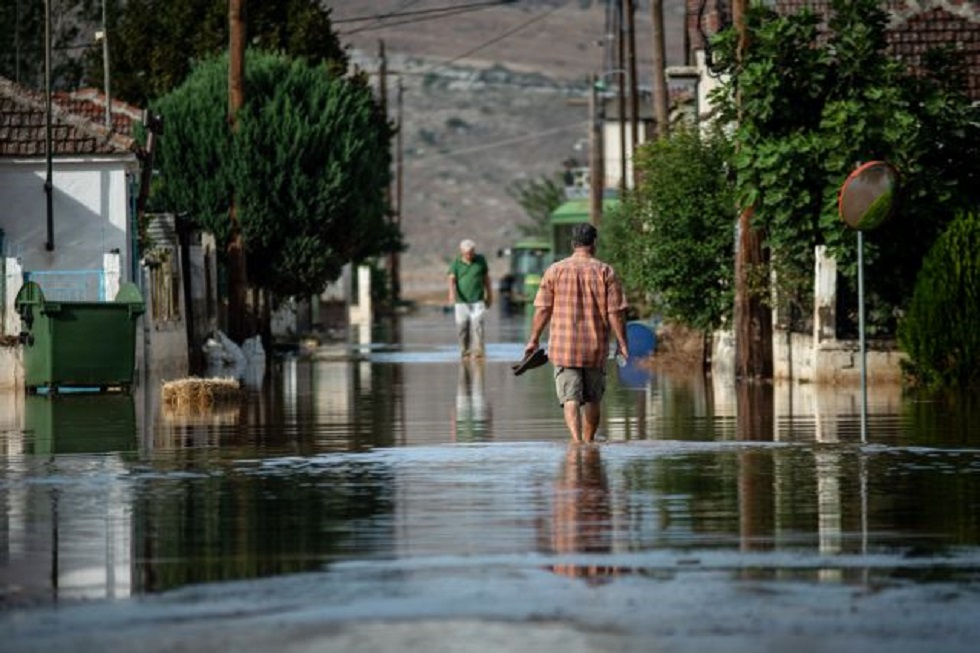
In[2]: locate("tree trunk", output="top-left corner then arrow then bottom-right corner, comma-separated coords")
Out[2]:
732,0 -> 772,382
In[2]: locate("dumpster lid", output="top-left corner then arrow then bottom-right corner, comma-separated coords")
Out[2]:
114,282 -> 143,305
114,282 -> 145,316
14,281 -> 45,308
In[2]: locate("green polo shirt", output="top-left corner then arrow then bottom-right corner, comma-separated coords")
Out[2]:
448,254 -> 489,303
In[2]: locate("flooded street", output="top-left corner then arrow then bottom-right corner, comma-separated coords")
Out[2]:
2,307 -> 980,652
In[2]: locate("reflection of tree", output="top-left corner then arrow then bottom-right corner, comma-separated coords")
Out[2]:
626,455 -> 741,544
132,463 -> 394,594
547,445 -> 620,583
649,373 -> 726,441
736,382 -> 773,442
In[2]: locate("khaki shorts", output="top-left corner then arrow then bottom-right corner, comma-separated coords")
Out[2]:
554,366 -> 606,405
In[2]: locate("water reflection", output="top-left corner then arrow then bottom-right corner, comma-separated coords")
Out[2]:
1,308 -> 980,613
451,359 -> 491,442
24,394 -> 137,455
546,445 -> 622,583
131,457 -> 394,595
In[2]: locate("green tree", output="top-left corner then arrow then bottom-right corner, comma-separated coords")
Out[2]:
898,211 -> 980,389
506,172 -> 567,239
710,0 -> 980,336
80,0 -> 347,105
602,127 -> 735,333
151,51 -> 394,299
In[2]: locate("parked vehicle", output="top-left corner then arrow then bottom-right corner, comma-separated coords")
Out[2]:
497,237 -> 551,314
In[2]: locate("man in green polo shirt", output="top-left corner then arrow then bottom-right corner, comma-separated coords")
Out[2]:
447,238 -> 493,358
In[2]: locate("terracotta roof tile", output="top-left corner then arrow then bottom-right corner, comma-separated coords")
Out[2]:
0,76 -> 141,158
687,0 -> 980,101
888,7 -> 980,98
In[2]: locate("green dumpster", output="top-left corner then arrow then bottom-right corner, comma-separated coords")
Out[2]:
15,280 -> 145,393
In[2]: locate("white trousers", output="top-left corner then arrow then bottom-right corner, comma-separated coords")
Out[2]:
454,302 -> 486,356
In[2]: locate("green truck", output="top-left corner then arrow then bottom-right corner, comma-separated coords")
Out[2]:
498,195 -> 620,314
549,196 -> 620,258
497,236 -> 551,314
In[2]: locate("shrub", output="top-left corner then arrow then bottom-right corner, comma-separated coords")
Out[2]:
898,211 -> 980,388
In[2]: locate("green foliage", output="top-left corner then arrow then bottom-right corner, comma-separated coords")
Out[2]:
150,56 -> 233,240
80,0 -> 347,105
602,127 -> 735,332
151,51 -> 395,298
709,0 -> 980,336
898,211 -> 980,389
506,172 -> 567,238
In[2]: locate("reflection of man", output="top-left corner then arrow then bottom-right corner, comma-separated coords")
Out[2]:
548,445 -> 619,583
451,359 -> 491,442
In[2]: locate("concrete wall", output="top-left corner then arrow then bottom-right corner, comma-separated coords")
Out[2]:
711,244 -> 905,386
712,324 -> 905,387
1,257 -> 23,391
0,157 -> 137,287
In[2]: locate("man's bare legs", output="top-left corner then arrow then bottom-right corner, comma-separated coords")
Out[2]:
582,402 -> 600,442
563,400 -> 601,443
563,400 -> 581,442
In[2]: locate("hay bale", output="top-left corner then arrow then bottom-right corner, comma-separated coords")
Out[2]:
162,377 -> 241,411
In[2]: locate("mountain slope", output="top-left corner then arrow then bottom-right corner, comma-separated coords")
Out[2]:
329,1 -> 688,300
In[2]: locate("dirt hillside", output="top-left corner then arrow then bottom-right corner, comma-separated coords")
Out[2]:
328,1 -> 689,301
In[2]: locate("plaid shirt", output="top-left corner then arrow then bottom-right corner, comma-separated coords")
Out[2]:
534,254 -> 628,368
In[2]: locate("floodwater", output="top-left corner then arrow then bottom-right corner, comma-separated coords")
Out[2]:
2,307 -> 980,652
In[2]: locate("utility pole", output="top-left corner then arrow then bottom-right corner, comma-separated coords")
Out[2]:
379,41 -> 400,306
44,0 -> 53,251
99,0 -> 111,131
227,0 -> 248,342
624,0 -> 639,181
589,73 -> 604,226
378,39 -> 398,308
651,0 -> 669,139
394,76 -> 403,303
616,1 -> 626,195
732,0 -> 772,382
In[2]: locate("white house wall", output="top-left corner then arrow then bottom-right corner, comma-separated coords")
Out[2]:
0,157 -> 136,291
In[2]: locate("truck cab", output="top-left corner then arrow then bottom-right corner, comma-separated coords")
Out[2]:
497,237 -> 551,314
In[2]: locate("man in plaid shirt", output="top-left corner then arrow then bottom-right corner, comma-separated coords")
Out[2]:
525,223 -> 629,443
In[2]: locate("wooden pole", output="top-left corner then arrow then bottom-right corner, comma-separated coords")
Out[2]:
589,74 -> 604,226
651,0 -> 669,138
379,40 -> 398,307
617,1 -> 626,195
394,76 -> 403,303
227,0 -> 248,341
625,0 -> 639,179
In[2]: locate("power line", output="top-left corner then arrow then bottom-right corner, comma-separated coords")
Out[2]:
351,0 -> 426,32
425,3 -> 566,72
337,1 -> 514,36
335,0 -> 507,23
403,120 -> 588,166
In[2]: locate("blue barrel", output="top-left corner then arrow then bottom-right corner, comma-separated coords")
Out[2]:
626,322 -> 657,359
